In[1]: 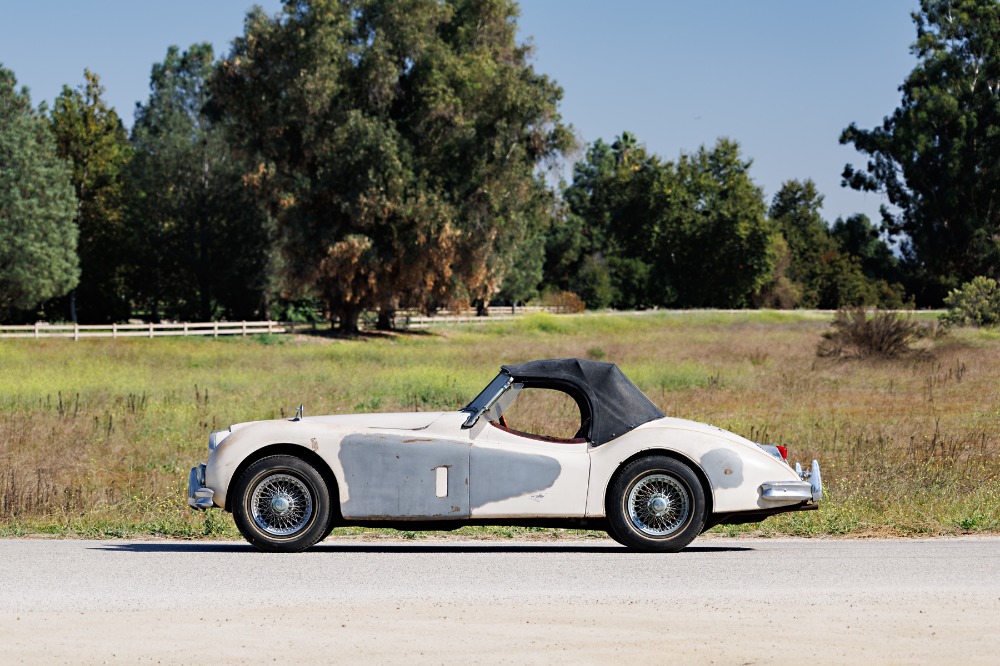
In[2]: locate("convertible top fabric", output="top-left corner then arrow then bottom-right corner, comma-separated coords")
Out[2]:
501,358 -> 665,446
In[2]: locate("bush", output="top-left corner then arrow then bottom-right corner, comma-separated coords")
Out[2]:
817,308 -> 920,358
941,277 -> 1000,327
541,290 -> 585,314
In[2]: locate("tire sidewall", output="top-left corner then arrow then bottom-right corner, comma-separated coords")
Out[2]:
607,456 -> 706,552
232,455 -> 331,553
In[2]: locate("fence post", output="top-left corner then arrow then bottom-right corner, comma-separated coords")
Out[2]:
73,323 -> 79,342
183,322 -> 189,337
149,322 -> 154,339
242,320 -> 247,337
112,323 -> 117,339
268,320 -> 273,334
213,322 -> 218,338
34,322 -> 39,339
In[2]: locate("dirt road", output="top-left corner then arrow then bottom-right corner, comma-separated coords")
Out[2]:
1,536 -> 997,664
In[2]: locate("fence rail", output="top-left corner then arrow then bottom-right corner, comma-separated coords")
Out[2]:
0,320 -> 287,340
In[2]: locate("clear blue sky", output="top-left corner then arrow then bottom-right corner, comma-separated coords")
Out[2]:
1,0 -> 918,225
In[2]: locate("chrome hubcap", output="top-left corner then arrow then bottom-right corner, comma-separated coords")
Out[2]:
627,473 -> 691,537
250,473 -> 313,537
648,494 -> 669,514
271,496 -> 291,514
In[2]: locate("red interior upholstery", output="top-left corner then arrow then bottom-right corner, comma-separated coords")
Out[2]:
489,422 -> 586,444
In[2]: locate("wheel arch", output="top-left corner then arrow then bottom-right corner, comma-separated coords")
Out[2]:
604,448 -> 714,519
225,443 -> 341,520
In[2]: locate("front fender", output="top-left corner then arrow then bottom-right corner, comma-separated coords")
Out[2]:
205,420 -> 347,511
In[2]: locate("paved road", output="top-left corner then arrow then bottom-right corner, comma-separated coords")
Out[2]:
1,537 -> 998,664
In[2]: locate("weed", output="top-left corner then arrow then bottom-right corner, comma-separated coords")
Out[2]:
818,308 -> 921,358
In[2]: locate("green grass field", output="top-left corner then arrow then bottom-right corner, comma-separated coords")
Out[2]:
1,311 -> 998,540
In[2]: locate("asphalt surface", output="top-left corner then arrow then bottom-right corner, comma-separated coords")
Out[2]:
1,536 -> 998,664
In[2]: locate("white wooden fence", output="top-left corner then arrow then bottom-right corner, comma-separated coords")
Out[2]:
0,320 -> 287,340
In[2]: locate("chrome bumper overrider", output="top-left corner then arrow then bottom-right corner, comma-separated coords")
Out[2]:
760,460 -> 823,503
188,463 -> 215,510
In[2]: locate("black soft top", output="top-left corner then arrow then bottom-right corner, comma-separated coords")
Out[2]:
501,358 -> 665,446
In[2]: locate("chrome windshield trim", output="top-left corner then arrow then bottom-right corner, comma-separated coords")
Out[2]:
462,374 -> 514,429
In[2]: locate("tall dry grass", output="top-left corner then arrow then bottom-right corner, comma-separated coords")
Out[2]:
0,311 -> 997,538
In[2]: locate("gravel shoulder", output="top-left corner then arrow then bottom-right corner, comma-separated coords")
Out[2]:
2,537 -> 998,664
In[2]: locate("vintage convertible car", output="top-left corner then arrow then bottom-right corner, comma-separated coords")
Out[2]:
188,358 -> 821,552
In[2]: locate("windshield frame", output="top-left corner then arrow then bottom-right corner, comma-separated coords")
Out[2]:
461,372 -> 522,429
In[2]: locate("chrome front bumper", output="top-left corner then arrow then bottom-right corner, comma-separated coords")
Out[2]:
760,460 -> 823,503
188,463 -> 215,510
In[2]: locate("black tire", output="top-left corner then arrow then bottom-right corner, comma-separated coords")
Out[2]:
606,456 -> 706,552
232,455 -> 331,553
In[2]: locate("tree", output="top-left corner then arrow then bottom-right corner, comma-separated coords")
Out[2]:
211,0 -> 572,332
0,65 -> 78,318
655,139 -> 775,307
770,180 -> 906,309
556,133 -> 661,308
129,45 -> 271,322
841,0 -> 1000,304
49,71 -> 131,323
555,135 -> 775,309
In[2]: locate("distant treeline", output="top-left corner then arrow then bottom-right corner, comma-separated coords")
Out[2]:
2,0 -> 998,331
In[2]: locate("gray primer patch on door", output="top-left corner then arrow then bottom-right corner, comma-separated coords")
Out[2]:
339,433 -> 470,519
470,447 -> 562,509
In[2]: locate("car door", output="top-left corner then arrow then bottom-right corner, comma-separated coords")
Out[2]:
336,430 -> 471,520
470,430 -> 590,518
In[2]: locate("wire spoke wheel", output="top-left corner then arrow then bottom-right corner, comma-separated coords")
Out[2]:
626,473 -> 691,537
232,455 -> 332,552
250,472 -> 314,537
607,456 -> 705,552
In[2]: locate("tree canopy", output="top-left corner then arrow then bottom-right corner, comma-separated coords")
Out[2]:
49,71 -> 131,323
211,0 -> 572,331
0,65 -> 79,317
129,44 -> 271,322
841,0 -> 1000,304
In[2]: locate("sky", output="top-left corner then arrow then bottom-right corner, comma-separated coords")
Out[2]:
0,0 -> 919,225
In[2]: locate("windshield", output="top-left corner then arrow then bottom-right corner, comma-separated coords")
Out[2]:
461,372 -> 522,428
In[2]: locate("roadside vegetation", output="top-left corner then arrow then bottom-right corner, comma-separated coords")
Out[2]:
1,311 -> 997,541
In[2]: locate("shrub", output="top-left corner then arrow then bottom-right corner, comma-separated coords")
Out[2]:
941,277 -> 1000,327
541,290 -> 585,314
817,308 -> 920,358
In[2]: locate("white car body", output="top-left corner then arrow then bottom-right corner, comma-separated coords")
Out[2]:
189,359 -> 821,552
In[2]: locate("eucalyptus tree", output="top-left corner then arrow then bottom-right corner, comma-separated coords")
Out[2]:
211,0 -> 572,332
841,0 -> 1000,303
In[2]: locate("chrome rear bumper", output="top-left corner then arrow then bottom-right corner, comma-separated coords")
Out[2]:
760,460 -> 823,502
188,463 -> 215,510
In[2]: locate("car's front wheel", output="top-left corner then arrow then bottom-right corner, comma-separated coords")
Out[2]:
606,456 -> 706,552
232,455 -> 331,553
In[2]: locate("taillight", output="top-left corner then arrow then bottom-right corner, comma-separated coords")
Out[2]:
776,445 -> 788,460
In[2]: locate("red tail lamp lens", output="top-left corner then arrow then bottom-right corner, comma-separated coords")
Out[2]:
776,445 -> 788,460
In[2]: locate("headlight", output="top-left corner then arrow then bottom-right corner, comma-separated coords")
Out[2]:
208,429 -> 231,452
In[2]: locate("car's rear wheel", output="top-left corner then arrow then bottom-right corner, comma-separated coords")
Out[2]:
232,455 -> 331,553
606,456 -> 706,552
